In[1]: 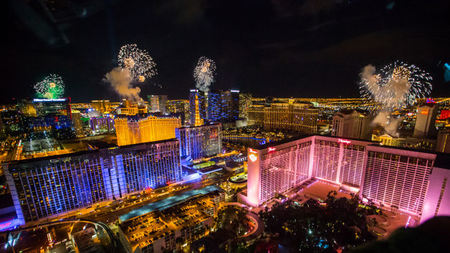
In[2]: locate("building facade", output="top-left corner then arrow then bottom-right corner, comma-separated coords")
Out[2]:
116,100 -> 148,116
414,103 -> 438,138
167,99 -> 190,125
246,135 -> 450,223
248,101 -> 318,134
189,89 -> 240,126
175,123 -> 222,160
115,115 -> 181,146
148,95 -> 168,114
3,139 -> 182,224
207,90 -> 240,123
189,89 -> 207,126
91,100 -> 111,114
332,110 -> 371,140
436,128 -> 450,153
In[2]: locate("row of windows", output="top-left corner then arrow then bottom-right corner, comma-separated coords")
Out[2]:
362,152 -> 433,215
7,142 -> 182,222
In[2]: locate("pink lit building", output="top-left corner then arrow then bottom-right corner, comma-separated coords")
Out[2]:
246,135 -> 450,223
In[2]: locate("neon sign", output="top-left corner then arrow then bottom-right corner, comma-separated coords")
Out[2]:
338,138 -> 351,145
268,147 -> 276,153
33,98 -> 67,102
249,154 -> 258,162
249,148 -> 257,154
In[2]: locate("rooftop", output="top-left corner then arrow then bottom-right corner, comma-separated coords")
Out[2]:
119,185 -> 222,222
5,138 -> 178,166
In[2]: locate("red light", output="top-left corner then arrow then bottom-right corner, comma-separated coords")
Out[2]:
249,148 -> 257,154
338,138 -> 351,144
268,147 -> 276,153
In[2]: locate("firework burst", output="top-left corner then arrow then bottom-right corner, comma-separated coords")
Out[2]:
34,74 -> 65,99
359,61 -> 432,111
118,44 -> 157,82
194,56 -> 216,92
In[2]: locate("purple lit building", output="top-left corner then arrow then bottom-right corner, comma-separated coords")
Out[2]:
246,135 -> 450,223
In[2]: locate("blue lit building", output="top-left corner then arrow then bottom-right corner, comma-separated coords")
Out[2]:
189,89 -> 208,126
175,123 -> 222,160
189,89 -> 240,125
207,89 -> 240,123
3,139 -> 182,224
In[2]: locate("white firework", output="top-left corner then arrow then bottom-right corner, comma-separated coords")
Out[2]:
194,56 -> 216,92
118,44 -> 157,82
359,61 -> 432,111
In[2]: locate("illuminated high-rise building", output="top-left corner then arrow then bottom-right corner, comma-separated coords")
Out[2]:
189,89 -> 206,126
115,115 -> 181,146
148,95 -> 168,114
71,110 -> 84,136
332,110 -> 371,140
248,100 -> 318,134
32,98 -> 71,117
89,117 -> 115,134
246,135 -> 450,223
91,100 -> 111,114
167,99 -> 189,125
4,139 -> 182,224
414,103 -> 438,138
117,99 -> 148,116
175,123 -> 222,160
436,129 -> 450,153
207,89 -> 240,123
239,93 -> 252,120
25,98 -> 74,139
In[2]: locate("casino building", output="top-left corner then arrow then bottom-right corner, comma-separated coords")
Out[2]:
3,139 -> 182,224
175,123 -> 222,160
246,135 -> 450,223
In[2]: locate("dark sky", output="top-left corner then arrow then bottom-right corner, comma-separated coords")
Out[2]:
4,0 -> 450,103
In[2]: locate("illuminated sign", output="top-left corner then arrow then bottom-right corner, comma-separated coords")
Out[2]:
420,109 -> 429,115
268,147 -> 276,153
190,89 -> 198,92
426,98 -> 435,104
249,154 -> 258,162
33,98 -> 67,102
338,138 -> 351,145
230,89 -> 240,93
249,148 -> 257,154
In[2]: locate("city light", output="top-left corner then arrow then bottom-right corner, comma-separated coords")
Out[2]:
249,154 -> 258,162
268,147 -> 276,153
32,98 -> 67,102
338,138 -> 351,144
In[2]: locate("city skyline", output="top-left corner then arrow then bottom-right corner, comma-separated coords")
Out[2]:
2,1 -> 450,252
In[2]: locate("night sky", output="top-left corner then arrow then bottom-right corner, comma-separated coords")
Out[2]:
4,0 -> 450,103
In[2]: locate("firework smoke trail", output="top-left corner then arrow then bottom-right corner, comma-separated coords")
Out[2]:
34,74 -> 65,99
359,61 -> 432,136
194,57 -> 216,93
105,44 -> 157,102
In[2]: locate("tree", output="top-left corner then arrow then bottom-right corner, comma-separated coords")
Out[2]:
259,191 -> 376,252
